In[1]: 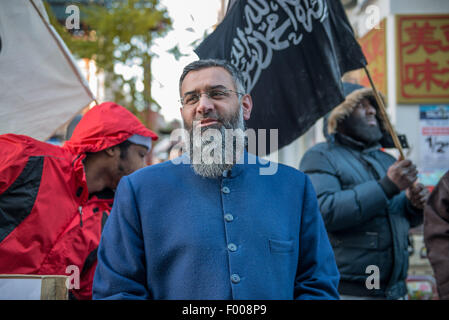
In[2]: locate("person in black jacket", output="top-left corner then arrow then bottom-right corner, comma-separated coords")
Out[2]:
300,83 -> 429,299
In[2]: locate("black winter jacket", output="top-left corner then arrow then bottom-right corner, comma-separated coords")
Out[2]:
300,133 -> 422,299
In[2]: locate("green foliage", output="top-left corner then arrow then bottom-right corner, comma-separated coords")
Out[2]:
46,0 -> 172,124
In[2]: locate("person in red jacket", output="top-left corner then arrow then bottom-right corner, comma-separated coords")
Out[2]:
0,102 -> 158,299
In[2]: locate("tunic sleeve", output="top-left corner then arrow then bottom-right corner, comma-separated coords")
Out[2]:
294,175 -> 340,300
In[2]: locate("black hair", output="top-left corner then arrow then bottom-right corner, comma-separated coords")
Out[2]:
179,59 -> 245,96
117,140 -> 132,159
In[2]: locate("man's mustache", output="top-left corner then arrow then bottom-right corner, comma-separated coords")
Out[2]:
193,115 -> 221,122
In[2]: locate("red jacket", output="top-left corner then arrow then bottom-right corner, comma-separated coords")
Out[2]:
0,102 -> 157,299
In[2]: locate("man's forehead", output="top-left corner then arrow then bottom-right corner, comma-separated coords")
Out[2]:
128,143 -> 149,152
181,66 -> 235,94
360,97 -> 371,103
357,97 -> 377,109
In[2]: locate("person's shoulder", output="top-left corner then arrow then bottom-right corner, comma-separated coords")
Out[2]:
299,141 -> 338,171
0,133 -> 68,163
127,155 -> 190,183
301,142 -> 338,165
308,140 -> 329,150
442,170 -> 449,187
276,161 -> 306,177
251,155 -> 307,184
306,140 -> 338,154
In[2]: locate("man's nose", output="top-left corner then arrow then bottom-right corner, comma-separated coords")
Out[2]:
366,104 -> 376,115
196,93 -> 215,115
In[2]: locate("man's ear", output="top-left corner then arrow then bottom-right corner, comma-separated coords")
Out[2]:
241,94 -> 253,121
104,146 -> 119,157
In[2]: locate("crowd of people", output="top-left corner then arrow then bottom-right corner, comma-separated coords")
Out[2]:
0,58 -> 448,300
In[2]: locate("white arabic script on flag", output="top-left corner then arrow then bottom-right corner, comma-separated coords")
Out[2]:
230,0 -> 328,92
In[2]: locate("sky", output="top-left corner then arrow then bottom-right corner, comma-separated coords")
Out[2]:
150,0 -> 222,122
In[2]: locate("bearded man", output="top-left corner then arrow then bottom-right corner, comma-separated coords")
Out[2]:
93,59 -> 340,300
300,83 -> 429,300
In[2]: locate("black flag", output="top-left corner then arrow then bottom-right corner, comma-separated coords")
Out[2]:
195,0 -> 367,153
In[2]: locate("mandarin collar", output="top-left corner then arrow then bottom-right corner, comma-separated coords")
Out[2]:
175,150 -> 259,179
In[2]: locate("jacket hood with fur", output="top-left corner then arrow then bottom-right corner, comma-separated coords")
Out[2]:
326,83 -> 387,136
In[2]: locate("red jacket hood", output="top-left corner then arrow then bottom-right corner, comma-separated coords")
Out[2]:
63,102 -> 158,155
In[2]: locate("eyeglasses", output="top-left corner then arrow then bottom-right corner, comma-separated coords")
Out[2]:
180,88 -> 244,107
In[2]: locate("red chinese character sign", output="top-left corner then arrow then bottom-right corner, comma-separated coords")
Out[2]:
359,19 -> 387,97
397,15 -> 449,104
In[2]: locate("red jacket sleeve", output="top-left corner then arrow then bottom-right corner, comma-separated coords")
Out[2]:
0,135 -> 30,194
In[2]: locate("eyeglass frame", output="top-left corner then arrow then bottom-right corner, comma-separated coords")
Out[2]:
179,87 -> 245,107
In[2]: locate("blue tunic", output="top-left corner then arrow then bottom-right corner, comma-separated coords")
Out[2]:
93,152 -> 340,299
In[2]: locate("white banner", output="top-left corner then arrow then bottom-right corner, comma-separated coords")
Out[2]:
0,0 -> 95,141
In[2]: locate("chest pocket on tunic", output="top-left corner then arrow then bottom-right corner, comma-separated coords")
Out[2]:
269,239 -> 294,254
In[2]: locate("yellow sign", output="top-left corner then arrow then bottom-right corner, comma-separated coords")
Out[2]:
396,15 -> 449,104
359,19 -> 387,96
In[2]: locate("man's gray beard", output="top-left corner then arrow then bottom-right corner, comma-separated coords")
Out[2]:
187,106 -> 246,178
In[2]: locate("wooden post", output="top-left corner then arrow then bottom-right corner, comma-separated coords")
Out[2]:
363,66 -> 405,160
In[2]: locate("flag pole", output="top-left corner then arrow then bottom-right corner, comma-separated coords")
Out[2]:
363,66 -> 405,160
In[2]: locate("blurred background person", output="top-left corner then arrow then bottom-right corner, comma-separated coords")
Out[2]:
424,170 -> 449,300
300,83 -> 429,300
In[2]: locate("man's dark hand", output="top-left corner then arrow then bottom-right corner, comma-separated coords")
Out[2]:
387,159 -> 418,191
406,182 -> 430,210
